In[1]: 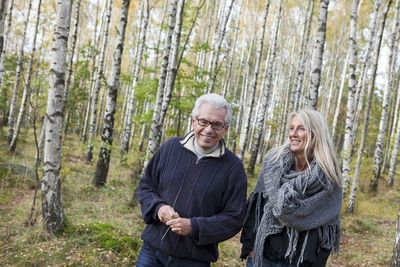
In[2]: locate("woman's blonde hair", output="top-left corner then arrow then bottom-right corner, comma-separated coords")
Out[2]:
269,108 -> 342,186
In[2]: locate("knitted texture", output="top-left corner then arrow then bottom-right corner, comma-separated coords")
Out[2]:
253,148 -> 342,266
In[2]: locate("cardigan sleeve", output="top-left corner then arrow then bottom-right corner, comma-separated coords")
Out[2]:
190,165 -> 247,246
137,144 -> 167,224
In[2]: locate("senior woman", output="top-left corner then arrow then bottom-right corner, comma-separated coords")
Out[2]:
240,109 -> 342,267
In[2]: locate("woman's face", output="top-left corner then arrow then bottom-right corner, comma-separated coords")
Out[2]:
288,116 -> 308,156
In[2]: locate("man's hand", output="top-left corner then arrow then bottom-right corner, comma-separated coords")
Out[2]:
158,205 -> 179,223
166,218 -> 191,236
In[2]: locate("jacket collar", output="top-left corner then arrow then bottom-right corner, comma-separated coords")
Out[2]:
180,131 -> 226,158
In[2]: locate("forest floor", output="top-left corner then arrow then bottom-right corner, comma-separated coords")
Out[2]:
0,128 -> 399,266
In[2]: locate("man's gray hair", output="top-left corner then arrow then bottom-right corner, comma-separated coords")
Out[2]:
191,93 -> 232,125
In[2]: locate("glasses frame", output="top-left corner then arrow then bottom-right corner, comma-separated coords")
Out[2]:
195,116 -> 227,130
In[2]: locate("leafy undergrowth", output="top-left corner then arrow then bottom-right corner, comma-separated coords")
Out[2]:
1,130 -> 399,266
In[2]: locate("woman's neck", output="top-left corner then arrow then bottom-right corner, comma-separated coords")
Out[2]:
294,155 -> 308,172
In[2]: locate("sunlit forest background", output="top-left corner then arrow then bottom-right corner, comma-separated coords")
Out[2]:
1,0 -> 400,265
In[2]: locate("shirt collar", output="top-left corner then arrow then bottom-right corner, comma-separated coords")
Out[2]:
180,131 -> 226,158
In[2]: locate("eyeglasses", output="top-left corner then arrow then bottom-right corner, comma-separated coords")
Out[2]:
195,116 -> 227,130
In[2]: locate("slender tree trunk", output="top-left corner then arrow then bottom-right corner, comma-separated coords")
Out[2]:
391,205 -> 400,266
207,0 -> 235,93
86,0 -> 112,163
347,0 -> 391,213
331,52 -> 349,137
7,0 -> 33,144
239,0 -> 270,160
248,0 -> 281,174
145,0 -> 178,161
0,0 -> 12,102
342,0 -> 359,197
308,0 -> 329,109
371,0 -> 398,192
388,86 -> 400,187
290,0 -> 314,112
42,0 -> 72,234
94,0 -> 130,186
9,0 -> 42,152
0,0 -> 8,60
121,0 -> 150,156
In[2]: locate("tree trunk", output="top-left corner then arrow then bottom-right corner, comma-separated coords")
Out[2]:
308,0 -> 329,109
0,0 -> 8,59
94,0 -> 130,186
391,205 -> 400,266
7,0 -> 33,144
371,0 -> 398,192
347,0 -> 391,213
145,0 -> 178,161
207,0 -> 235,93
388,86 -> 400,187
9,0 -> 42,152
0,0 -> 12,102
121,0 -> 150,155
86,0 -> 112,163
342,0 -> 359,197
290,0 -> 314,112
248,0 -> 281,174
238,0 -> 270,160
42,0 -> 72,234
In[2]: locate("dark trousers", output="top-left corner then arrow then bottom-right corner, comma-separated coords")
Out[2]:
136,242 -> 210,267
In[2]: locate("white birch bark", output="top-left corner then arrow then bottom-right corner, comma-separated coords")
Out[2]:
80,0 -> 101,142
347,0 -> 391,213
388,86 -> 400,187
248,0 -> 281,174
9,0 -> 42,152
145,0 -> 178,160
238,0 -> 270,160
290,0 -> 314,112
121,0 -> 150,155
391,204 -> 400,266
0,0 -> 12,98
351,0 -> 382,148
94,0 -> 130,186
42,0 -> 72,234
331,52 -> 349,137
371,0 -> 399,191
308,0 -> 329,109
0,0 -> 8,59
207,0 -> 235,93
7,0 -> 33,144
342,0 -> 359,196
86,0 -> 112,163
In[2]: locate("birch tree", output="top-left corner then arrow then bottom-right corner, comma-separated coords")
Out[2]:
371,0 -> 399,192
347,0 -> 392,213
308,0 -> 329,109
0,0 -> 8,58
86,0 -> 112,163
238,0 -> 269,160
120,0 -> 150,155
94,0 -> 130,186
42,0 -> 72,234
290,0 -> 314,112
388,87 -> 400,187
342,0 -> 359,196
392,205 -> 400,266
9,0 -> 42,152
7,0 -> 33,143
0,0 -> 12,100
145,0 -> 178,160
207,0 -> 235,93
248,0 -> 281,174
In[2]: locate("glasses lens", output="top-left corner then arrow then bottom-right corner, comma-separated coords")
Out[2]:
212,122 -> 223,130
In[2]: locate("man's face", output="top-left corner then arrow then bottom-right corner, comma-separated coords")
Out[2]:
192,103 -> 229,150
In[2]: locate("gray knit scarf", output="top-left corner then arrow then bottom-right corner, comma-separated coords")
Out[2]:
252,148 -> 342,267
